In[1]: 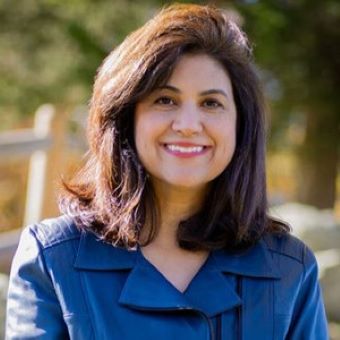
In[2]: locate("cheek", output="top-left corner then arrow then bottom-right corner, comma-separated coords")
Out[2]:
134,115 -> 159,166
213,124 -> 237,174
229,128 -> 237,153
218,118 -> 237,151
134,114 -> 149,153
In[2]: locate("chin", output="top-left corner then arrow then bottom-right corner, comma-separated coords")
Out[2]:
162,176 -> 210,191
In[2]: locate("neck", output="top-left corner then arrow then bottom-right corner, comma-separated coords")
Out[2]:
142,178 -> 208,250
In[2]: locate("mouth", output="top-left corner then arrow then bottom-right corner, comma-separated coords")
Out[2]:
162,143 -> 210,157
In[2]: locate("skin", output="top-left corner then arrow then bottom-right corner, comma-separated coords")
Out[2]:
134,53 -> 237,292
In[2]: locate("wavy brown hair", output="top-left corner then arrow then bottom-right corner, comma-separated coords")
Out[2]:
59,4 -> 289,251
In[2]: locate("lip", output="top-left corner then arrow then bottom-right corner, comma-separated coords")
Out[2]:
161,142 -> 211,158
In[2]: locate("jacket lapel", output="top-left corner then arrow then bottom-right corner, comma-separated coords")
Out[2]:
74,230 -> 137,270
212,238 -> 282,279
74,231 -> 281,317
183,254 -> 242,317
118,251 -> 190,309
118,249 -> 243,317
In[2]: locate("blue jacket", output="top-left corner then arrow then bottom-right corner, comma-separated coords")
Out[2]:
6,215 -> 328,339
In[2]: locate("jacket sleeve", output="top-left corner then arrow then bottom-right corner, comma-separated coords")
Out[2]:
5,226 -> 68,340
287,245 -> 329,340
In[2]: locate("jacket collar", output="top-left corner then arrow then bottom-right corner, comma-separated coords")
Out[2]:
74,230 -> 281,279
211,239 -> 281,279
118,250 -> 242,317
74,231 -> 281,317
74,232 -> 280,317
74,230 -> 138,270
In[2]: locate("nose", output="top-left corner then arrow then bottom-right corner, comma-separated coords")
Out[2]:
171,104 -> 203,136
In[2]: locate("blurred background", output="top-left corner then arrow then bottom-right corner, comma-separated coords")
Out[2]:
0,0 -> 339,337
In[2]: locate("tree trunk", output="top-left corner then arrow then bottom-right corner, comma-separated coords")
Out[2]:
296,109 -> 339,209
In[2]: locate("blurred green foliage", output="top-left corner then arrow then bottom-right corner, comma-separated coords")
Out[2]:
0,0 -> 339,208
0,0 -> 160,126
235,0 -> 340,208
236,0 -> 340,147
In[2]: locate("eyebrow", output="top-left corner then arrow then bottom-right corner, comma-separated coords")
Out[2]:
157,85 -> 229,99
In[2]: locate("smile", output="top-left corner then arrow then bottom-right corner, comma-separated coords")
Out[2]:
163,143 -> 210,158
166,144 -> 204,153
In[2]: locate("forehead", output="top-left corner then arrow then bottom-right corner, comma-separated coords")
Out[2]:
160,53 -> 233,93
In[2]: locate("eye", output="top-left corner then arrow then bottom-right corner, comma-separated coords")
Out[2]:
202,99 -> 223,109
154,96 -> 176,106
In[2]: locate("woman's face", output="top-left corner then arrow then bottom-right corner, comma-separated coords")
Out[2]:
134,53 -> 237,192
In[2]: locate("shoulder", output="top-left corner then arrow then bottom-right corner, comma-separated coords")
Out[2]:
262,232 -> 318,275
10,215 -> 83,292
261,234 -> 328,337
23,215 -> 81,250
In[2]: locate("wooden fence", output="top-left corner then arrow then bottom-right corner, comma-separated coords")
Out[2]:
0,104 -> 86,273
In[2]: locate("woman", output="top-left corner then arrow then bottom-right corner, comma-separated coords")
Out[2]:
6,4 -> 328,339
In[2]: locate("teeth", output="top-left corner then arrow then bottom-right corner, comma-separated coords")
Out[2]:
166,144 -> 204,153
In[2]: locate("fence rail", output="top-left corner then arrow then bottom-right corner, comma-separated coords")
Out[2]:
0,104 -> 85,273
